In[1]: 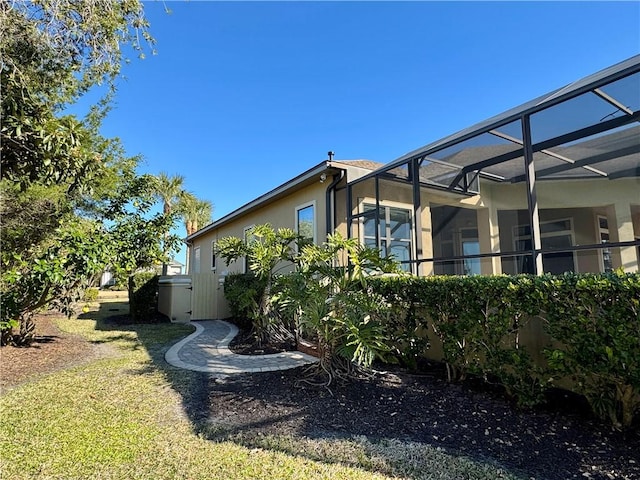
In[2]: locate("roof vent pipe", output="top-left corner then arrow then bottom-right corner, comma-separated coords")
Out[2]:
327,151 -> 335,161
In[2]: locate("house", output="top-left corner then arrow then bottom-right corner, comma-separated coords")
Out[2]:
185,55 -> 639,321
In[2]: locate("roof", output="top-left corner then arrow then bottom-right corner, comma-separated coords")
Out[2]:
373,55 -> 640,181
332,160 -> 385,170
186,159 -> 380,241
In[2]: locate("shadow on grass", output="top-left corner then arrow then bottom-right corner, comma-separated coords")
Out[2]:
78,300 -> 640,480
79,300 -> 216,432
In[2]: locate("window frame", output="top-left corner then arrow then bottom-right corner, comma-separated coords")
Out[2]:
211,240 -> 217,272
295,201 -> 317,248
359,198 -> 414,273
193,246 -> 201,274
596,215 -> 613,273
513,217 -> 576,274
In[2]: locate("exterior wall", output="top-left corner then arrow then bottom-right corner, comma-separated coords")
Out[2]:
188,179 -> 330,319
487,177 -> 639,273
185,165 -> 638,320
343,175 -> 638,275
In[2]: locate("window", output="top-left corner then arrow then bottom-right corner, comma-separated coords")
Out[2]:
193,246 -> 201,274
461,228 -> 481,275
363,203 -> 412,272
243,225 -> 255,273
295,202 -> 316,247
597,215 -> 613,272
513,218 -> 575,274
434,226 -> 480,276
211,241 -> 217,272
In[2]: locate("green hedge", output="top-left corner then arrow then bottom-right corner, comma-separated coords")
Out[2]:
223,273 -> 267,327
368,272 -> 640,429
128,272 -> 160,323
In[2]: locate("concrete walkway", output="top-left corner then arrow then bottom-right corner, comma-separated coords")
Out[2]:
165,320 -> 318,374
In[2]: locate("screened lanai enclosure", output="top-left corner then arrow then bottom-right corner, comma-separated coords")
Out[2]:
346,55 -> 640,276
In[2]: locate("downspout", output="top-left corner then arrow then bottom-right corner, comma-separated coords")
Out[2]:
185,240 -> 192,275
325,170 -> 345,239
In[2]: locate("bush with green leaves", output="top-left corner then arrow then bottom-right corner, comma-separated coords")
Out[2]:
369,275 -> 545,407
274,233 -> 401,384
540,272 -> 639,429
83,287 -> 99,302
368,272 -> 640,428
216,224 -> 300,345
223,273 -> 267,329
128,273 -> 160,323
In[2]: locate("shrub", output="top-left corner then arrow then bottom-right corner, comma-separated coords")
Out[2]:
370,275 -> 545,407
540,272 -> 640,430
83,287 -> 99,302
275,233 -> 401,384
223,273 -> 266,328
369,272 -> 640,427
216,225 -> 299,345
364,276 -> 430,370
128,272 -> 159,323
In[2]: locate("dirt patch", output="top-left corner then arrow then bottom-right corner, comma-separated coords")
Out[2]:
206,365 -> 640,480
0,312 -> 111,391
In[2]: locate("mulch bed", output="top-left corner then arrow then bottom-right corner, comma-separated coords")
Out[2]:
209,331 -> 640,480
0,312 -> 108,391
228,328 -> 296,355
4,318 -> 638,479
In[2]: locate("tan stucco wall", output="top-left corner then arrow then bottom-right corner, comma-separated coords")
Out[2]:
487,177 -> 639,272
189,179 -> 330,319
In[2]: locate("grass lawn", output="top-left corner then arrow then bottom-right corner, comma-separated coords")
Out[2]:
0,298 -> 520,480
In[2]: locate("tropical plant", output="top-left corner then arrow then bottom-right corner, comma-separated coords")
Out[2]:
273,233 -> 401,385
178,192 -> 213,236
151,172 -> 186,273
216,224 -> 301,345
153,172 -> 185,216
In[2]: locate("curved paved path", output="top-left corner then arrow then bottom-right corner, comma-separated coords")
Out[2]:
165,320 -> 318,374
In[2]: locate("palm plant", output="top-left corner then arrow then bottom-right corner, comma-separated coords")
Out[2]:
274,232 -> 402,385
153,172 -> 185,215
216,224 -> 300,345
152,172 -> 184,274
178,192 -> 213,236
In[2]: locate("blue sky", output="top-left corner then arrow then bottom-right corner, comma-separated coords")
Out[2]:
94,1 -> 639,263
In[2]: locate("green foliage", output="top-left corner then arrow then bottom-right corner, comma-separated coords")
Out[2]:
274,233 -> 402,382
128,273 -> 160,323
0,1 -> 179,345
216,224 -> 301,344
177,191 -> 213,235
1,220 -> 111,345
1,0 -> 154,190
368,272 -> 640,427
370,275 -> 545,407
540,272 -> 640,429
223,273 -> 267,328
83,287 -> 99,303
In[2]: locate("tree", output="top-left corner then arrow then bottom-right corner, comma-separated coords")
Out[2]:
0,0 -> 173,346
1,0 -> 154,191
178,192 -> 213,236
151,172 -> 186,274
153,172 -> 185,216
